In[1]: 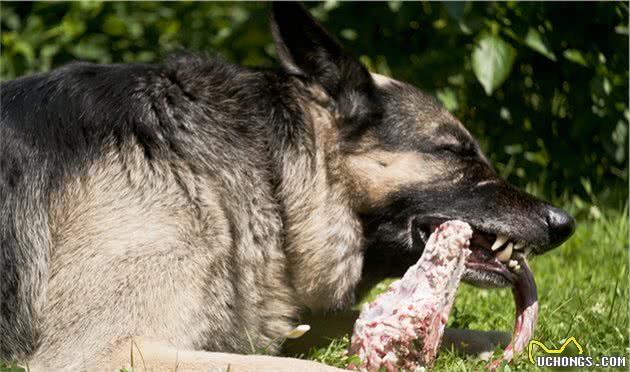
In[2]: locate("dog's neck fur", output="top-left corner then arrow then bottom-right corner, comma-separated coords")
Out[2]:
271,78 -> 364,311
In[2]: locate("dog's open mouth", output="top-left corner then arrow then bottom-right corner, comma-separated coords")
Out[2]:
413,217 -> 539,365
413,218 -> 534,288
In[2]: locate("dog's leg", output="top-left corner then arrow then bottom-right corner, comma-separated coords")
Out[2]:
442,328 -> 511,360
108,337 -> 343,372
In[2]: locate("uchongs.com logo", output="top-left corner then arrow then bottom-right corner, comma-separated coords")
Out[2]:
528,336 -> 627,368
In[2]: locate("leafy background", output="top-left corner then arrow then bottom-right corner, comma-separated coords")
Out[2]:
1,1 -> 628,213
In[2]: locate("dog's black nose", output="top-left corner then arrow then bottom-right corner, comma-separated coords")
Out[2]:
545,206 -> 576,248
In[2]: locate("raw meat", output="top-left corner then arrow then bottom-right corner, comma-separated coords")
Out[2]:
349,218 -> 540,371
349,220 -> 472,371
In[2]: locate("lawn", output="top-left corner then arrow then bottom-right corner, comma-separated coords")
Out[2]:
301,204 -> 629,371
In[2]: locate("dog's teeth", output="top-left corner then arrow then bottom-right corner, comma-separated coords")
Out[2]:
524,246 -> 533,256
496,242 -> 513,262
508,259 -> 522,272
491,234 -> 509,251
514,241 -> 526,250
513,264 -> 521,273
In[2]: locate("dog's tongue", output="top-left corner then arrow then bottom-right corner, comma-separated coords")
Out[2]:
490,257 -> 539,369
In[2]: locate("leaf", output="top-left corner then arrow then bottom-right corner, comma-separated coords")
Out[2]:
524,28 -> 556,61
2,9 -> 21,31
40,44 -> 59,58
388,1 -> 402,13
436,87 -> 459,112
340,28 -> 357,41
12,39 -> 35,64
472,33 -> 516,95
563,49 -> 588,66
504,144 -> 523,155
61,17 -> 85,40
103,16 -> 126,37
69,35 -> 110,62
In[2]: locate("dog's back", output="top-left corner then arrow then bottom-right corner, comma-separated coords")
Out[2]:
0,56 -> 300,369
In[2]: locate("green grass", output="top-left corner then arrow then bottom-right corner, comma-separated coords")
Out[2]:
301,205 -> 629,371
0,364 -> 27,372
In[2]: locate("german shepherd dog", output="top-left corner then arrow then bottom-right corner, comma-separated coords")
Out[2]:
0,3 -> 575,371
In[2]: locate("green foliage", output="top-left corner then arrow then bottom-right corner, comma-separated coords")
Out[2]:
1,1 -> 627,205
0,2 -> 273,74
472,33 -> 516,95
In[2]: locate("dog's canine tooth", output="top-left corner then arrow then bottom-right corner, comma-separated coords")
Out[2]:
524,246 -> 533,256
496,242 -> 513,262
491,234 -> 509,251
514,240 -> 526,250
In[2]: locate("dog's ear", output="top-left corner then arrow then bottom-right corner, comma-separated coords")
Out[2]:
270,2 -> 375,107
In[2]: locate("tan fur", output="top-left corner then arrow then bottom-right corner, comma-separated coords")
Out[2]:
346,150 -> 453,209
277,83 -> 364,310
34,136 -> 298,370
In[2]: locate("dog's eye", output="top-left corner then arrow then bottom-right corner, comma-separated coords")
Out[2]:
437,144 -> 476,157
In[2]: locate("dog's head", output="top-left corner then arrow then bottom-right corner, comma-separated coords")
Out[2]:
271,3 -> 575,290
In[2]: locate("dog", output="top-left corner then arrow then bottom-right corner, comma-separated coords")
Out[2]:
0,3 -> 575,371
